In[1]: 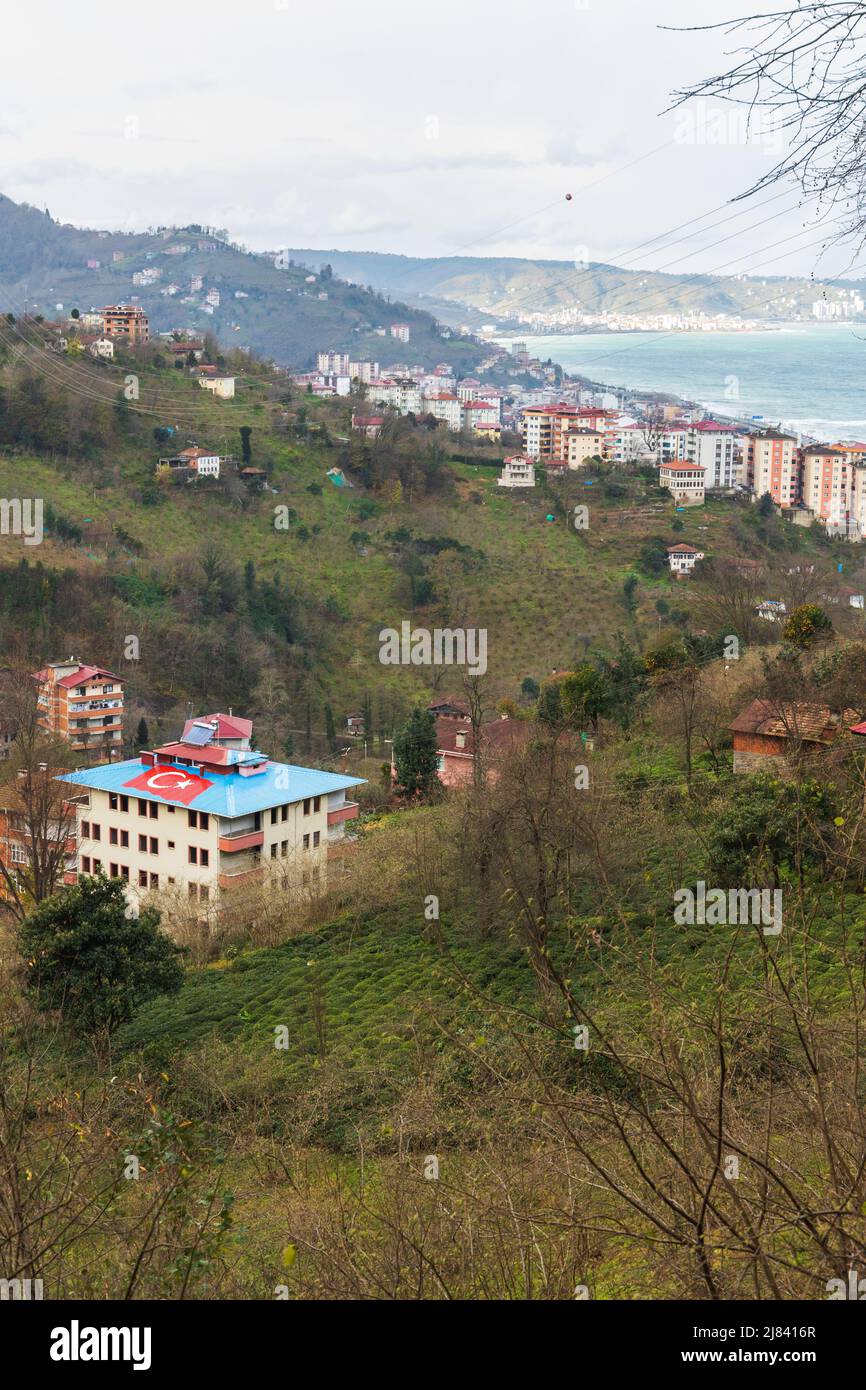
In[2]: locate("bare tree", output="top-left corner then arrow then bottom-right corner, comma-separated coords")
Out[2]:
0,675 -> 75,919
670,4 -> 866,241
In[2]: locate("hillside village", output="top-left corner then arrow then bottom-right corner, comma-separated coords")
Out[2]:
2,272 -> 866,1311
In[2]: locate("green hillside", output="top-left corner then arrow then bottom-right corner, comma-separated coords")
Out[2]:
286,246 -> 864,327
0,194 -> 484,370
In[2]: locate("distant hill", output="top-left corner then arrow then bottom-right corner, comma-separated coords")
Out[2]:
285,246 -> 866,328
0,195 -> 484,371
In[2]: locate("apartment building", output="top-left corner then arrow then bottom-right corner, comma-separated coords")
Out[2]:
801,445 -> 851,528
33,659 -> 125,756
561,427 -> 605,468
744,431 -> 800,505
685,421 -> 738,489
421,392 -> 462,430
58,713 -> 364,910
522,404 -> 582,458
100,305 -> 150,342
317,351 -> 351,375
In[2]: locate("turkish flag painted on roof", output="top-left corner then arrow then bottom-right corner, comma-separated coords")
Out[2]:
123,765 -> 212,806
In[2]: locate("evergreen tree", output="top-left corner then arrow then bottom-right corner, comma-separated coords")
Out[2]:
393,707 -> 439,797
20,876 -> 186,1063
135,717 -> 149,748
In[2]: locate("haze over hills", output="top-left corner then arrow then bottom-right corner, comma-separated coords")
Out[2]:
285,246 -> 866,330
0,195 -> 484,372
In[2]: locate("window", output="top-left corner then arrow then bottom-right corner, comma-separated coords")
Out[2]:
281,840 -> 288,857
270,844 -> 277,859
188,883 -> 197,899
10,843 -> 27,865
313,831 -> 320,848
303,799 -> 310,815
303,834 -> 310,850
121,830 -> 129,848
150,873 -> 159,890
81,856 -> 91,873
270,808 -> 277,825
149,802 -> 158,820
168,876 -> 175,885
187,810 -> 196,829
91,824 -> 101,841
121,865 -> 129,881
200,813 -> 209,831
120,795 -> 129,813
200,849 -> 209,867
81,820 -> 90,838
168,840 -> 175,850
199,886 -> 209,903
167,805 -> 175,814
189,846 -> 198,864
139,834 -> 148,852
92,859 -> 101,872
281,805 -> 288,822
109,794 -> 118,810
149,837 -> 158,855
139,870 -> 148,888
138,799 -> 147,816
110,862 -> 118,878
110,827 -> 118,846
314,796 -> 321,813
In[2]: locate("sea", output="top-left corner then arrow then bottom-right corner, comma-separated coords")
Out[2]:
513,322 -> 866,441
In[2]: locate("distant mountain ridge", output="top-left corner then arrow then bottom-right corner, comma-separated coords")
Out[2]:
0,195 -> 484,371
284,246 -> 866,328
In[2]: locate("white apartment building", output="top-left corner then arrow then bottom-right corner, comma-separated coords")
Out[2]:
685,421 -> 738,489
422,393 -> 463,430
367,378 -> 423,414
317,351 -> 351,375
59,713 -> 364,911
497,456 -> 535,488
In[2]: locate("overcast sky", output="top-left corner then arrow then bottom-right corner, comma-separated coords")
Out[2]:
1,0 -> 859,279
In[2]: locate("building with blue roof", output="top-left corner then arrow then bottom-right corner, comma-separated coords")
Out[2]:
58,712 -> 365,911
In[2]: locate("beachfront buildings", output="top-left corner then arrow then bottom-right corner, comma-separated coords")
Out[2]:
58,713 -> 364,911
34,659 -> 125,757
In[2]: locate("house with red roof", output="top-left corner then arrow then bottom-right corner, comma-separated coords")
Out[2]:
33,658 -> 125,757
667,542 -> 705,576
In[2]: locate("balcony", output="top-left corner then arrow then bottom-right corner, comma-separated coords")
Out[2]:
218,866 -> 265,890
327,801 -> 359,827
218,829 -> 264,853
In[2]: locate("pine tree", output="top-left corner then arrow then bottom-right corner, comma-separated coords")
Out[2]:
135,717 -> 149,748
393,707 -> 439,797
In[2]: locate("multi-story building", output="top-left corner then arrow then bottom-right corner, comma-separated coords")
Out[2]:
658,461 -> 705,506
521,404 -> 582,458
744,431 -> 800,505
390,323 -> 411,342
801,445 -> 851,528
58,713 -> 364,910
33,659 -> 124,757
667,543 -> 705,576
422,392 -> 463,430
317,351 -> 351,375
685,421 -> 738,489
561,427 -> 605,468
100,305 -> 149,342
368,378 -> 422,414
497,456 -> 535,488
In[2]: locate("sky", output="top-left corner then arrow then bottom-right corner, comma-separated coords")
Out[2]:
0,0 -> 860,280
